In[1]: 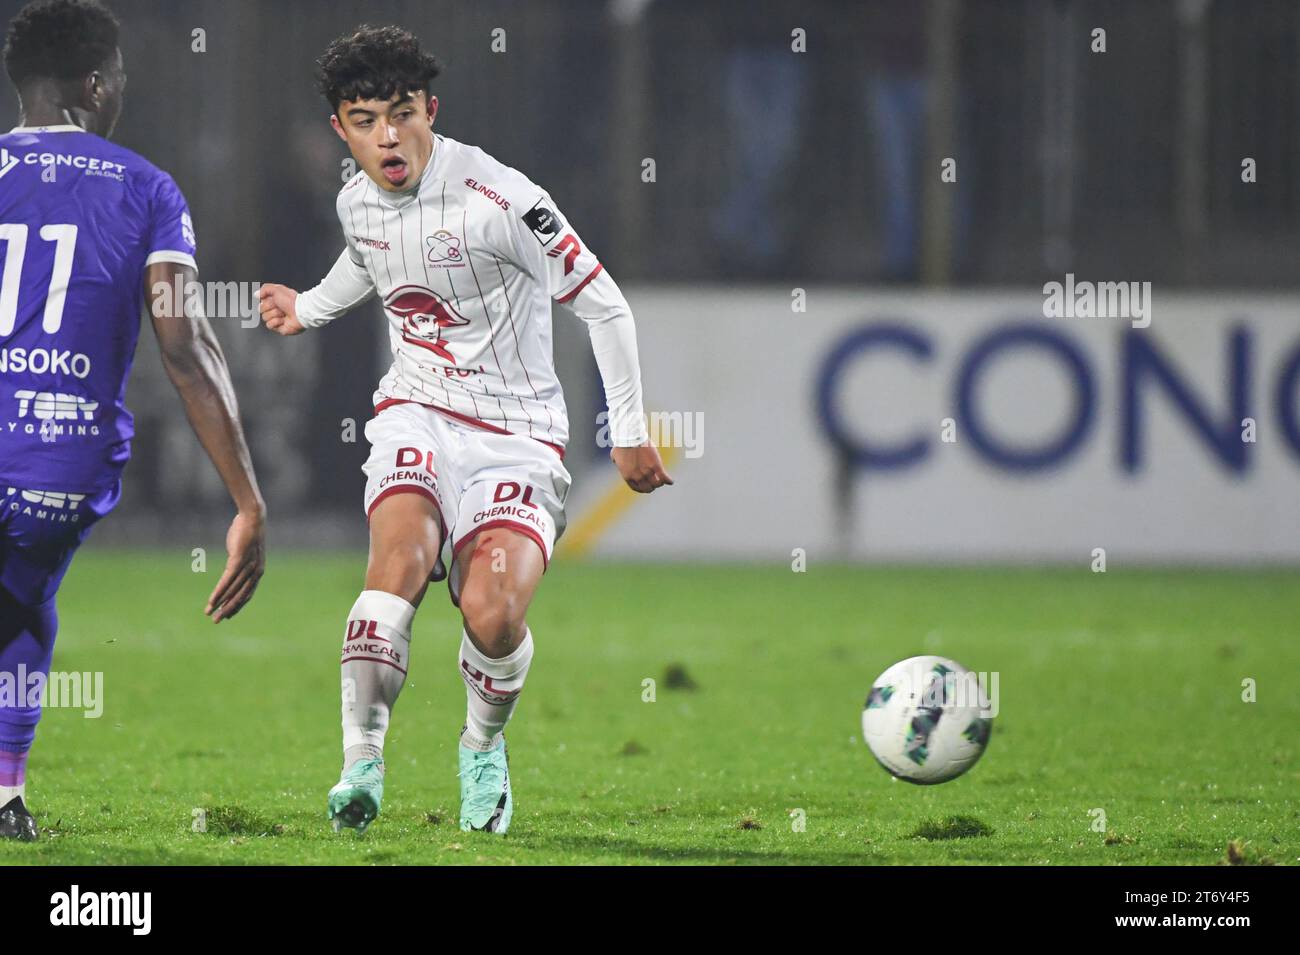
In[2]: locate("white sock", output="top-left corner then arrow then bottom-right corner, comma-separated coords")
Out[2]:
340,590 -> 416,769
459,628 -> 533,751
0,784 -> 24,805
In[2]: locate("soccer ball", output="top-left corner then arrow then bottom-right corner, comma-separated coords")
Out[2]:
861,655 -> 992,784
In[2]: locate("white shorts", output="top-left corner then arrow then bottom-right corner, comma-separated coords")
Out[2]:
362,399 -> 571,604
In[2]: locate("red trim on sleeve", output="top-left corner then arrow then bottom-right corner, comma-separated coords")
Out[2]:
555,263 -> 604,304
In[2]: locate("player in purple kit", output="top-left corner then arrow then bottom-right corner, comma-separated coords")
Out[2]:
0,0 -> 266,840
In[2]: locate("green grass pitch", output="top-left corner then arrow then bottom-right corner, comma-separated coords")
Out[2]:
2,551 -> 1296,865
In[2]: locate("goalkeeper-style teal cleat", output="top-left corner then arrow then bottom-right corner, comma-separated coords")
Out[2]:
458,734 -> 512,834
327,758 -> 384,834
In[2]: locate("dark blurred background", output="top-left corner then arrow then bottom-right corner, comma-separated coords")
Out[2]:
4,0 -> 1275,289
2,0 -> 1295,547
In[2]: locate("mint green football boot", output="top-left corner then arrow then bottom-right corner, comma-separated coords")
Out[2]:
328,758 -> 384,834
458,734 -> 512,834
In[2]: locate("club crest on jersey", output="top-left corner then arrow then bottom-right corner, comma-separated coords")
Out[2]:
385,285 -> 469,364
425,229 -> 464,266
523,199 -> 564,246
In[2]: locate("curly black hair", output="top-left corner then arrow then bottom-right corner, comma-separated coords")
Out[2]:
3,0 -> 119,87
316,24 -> 442,114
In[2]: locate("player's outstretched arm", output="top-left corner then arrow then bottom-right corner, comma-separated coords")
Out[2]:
146,261 -> 267,623
563,270 -> 673,494
260,247 -> 377,336
506,193 -> 671,492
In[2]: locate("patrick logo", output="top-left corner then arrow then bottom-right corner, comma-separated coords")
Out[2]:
385,285 -> 469,364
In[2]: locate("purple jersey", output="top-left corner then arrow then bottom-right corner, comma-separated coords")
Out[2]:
0,124 -> 196,492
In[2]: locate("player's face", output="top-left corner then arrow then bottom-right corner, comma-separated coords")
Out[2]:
90,48 -> 126,137
332,91 -> 438,192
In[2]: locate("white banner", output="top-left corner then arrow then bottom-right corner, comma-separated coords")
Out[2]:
583,288 -> 1300,563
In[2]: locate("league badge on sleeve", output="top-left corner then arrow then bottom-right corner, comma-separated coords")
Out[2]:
523,199 -> 564,246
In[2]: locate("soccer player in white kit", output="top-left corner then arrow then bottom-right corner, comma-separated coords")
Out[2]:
258,25 -> 672,834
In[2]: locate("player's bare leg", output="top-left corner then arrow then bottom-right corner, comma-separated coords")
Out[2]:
364,491 -> 444,608
328,492 -> 441,833
453,526 -> 545,834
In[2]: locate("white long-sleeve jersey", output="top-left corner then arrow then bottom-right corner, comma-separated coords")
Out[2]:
295,132 -> 649,452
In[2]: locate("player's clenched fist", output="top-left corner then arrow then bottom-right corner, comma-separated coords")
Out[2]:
611,444 -> 674,494
258,284 -> 306,335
